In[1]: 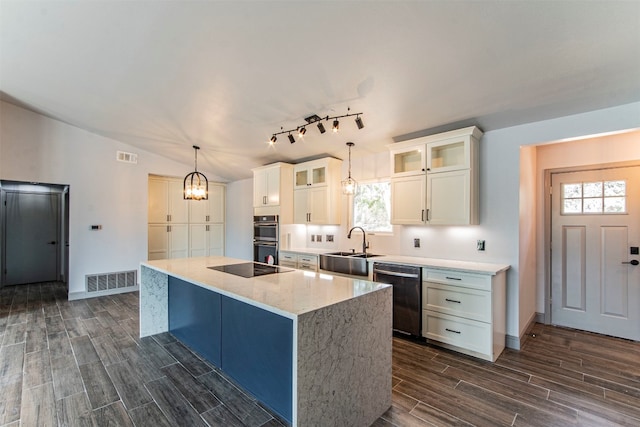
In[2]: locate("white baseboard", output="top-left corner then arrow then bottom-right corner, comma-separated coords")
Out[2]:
69,285 -> 139,301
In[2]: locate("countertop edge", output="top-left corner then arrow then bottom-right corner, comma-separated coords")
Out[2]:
280,249 -> 510,275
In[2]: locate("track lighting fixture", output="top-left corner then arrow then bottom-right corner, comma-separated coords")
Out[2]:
267,108 -> 363,145
341,142 -> 357,195
183,145 -> 208,200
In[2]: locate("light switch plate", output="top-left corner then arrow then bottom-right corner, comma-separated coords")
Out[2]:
414,238 -> 420,248
477,240 -> 486,251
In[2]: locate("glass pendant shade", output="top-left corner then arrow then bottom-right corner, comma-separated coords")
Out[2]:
184,145 -> 209,200
341,176 -> 357,195
342,142 -> 357,195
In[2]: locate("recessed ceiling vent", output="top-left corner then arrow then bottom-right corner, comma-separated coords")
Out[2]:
116,151 -> 138,164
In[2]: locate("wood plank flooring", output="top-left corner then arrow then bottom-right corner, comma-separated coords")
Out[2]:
1,282 -> 639,426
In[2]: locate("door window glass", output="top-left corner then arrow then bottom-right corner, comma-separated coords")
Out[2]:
562,180 -> 627,214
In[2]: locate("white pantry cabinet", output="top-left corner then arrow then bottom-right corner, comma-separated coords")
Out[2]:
252,163 -> 294,222
148,176 -> 225,260
422,267 -> 506,362
293,158 -> 342,225
388,126 -> 482,225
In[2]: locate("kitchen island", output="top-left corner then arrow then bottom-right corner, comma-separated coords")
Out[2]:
140,256 -> 392,426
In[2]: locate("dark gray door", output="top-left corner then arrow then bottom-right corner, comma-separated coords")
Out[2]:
5,191 -> 60,285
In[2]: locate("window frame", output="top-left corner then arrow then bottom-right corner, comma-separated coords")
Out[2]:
350,178 -> 393,235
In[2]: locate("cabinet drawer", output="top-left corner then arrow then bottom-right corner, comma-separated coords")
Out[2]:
422,310 -> 491,356
424,283 -> 491,322
423,269 -> 491,291
279,261 -> 297,269
297,263 -> 317,272
280,252 -> 297,263
297,255 -> 318,266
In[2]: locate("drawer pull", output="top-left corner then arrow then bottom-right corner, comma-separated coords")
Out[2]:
445,298 -> 461,304
445,328 -> 461,334
445,276 -> 462,281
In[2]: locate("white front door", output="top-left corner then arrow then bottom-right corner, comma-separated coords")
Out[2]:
551,165 -> 640,340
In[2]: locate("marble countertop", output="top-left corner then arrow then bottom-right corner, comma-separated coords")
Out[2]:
280,248 -> 509,275
366,255 -> 509,275
142,256 -> 390,319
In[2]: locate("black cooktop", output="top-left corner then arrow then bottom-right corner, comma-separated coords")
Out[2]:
208,262 -> 292,278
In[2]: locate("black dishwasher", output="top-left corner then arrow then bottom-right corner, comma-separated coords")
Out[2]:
373,262 -> 422,336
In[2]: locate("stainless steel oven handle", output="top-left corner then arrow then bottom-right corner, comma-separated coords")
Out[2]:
254,241 -> 277,246
373,269 -> 420,279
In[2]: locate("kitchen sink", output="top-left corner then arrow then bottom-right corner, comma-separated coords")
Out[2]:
319,252 -> 383,276
325,251 -> 358,256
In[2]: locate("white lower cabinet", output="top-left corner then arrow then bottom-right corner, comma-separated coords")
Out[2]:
422,268 -> 506,362
278,251 -> 318,271
296,254 -> 318,271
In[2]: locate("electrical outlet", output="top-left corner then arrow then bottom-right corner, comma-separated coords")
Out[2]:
326,235 -> 334,242
316,235 -> 322,242
414,238 -> 420,248
311,235 -> 315,242
477,240 -> 486,251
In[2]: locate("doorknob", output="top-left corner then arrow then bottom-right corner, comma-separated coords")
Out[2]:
622,260 -> 639,265
48,241 -> 57,245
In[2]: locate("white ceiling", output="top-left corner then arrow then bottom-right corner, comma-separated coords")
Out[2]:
2,1 -> 639,181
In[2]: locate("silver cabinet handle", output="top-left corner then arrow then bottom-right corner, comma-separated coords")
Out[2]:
446,328 -> 461,334
445,298 -> 461,304
426,209 -> 430,221
622,260 -> 639,265
445,276 -> 462,281
421,209 -> 425,221
166,214 -> 170,222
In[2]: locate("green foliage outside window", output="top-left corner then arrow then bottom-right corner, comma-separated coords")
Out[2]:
352,181 -> 392,232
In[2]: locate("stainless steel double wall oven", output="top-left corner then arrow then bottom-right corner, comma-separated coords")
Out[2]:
253,215 -> 279,264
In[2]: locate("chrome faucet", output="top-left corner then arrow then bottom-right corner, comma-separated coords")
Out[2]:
347,226 -> 369,255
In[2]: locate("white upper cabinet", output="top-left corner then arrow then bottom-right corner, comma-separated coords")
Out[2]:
252,163 -> 294,222
426,136 -> 470,173
388,126 -> 482,226
390,146 -> 426,178
293,158 -> 342,225
294,159 -> 331,189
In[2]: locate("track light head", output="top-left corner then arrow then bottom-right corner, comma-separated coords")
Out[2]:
298,127 -> 306,138
269,135 -> 277,145
332,119 -> 339,133
288,133 -> 295,144
355,116 -> 364,129
317,122 -> 326,134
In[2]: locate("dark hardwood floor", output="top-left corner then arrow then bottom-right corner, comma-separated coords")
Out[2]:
1,282 -> 639,426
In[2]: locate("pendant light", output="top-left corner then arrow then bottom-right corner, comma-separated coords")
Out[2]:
183,145 -> 208,200
341,142 -> 357,195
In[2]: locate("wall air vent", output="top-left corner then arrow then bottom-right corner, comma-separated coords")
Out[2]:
116,151 -> 138,164
86,270 -> 137,293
